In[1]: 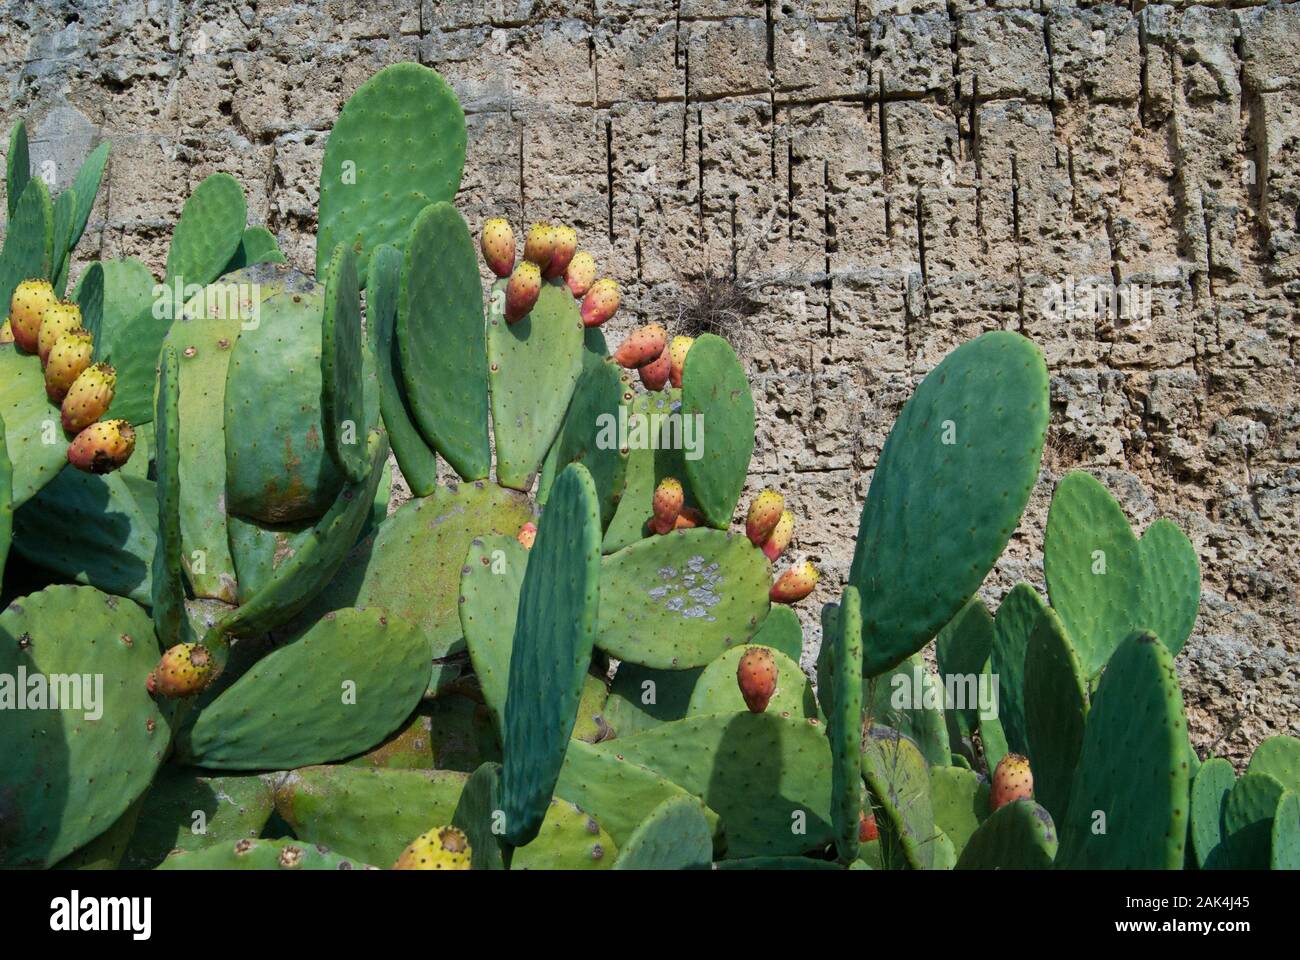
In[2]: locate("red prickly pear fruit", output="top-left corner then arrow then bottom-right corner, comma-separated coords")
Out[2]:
990,753 -> 1034,813
61,362 -> 117,432
393,826 -> 472,870
652,476 -> 683,530
613,322 -> 666,368
746,489 -> 785,546
736,646 -> 778,713
770,559 -> 818,604
638,347 -> 671,390
523,222 -> 557,271
480,217 -> 515,277
543,224 -> 577,279
146,642 -> 214,698
668,335 -> 694,388
9,277 -> 58,354
504,261 -> 542,324
674,506 -> 704,529
858,811 -> 879,842
43,329 -> 95,403
37,301 -> 82,366
517,521 -> 537,550
581,278 -> 621,327
0,319 -> 13,345
67,419 -> 135,474
565,251 -> 597,297
762,510 -> 795,562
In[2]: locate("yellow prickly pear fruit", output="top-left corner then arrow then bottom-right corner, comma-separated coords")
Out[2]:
60,361 -> 116,431
392,826 -> 472,870
37,300 -> 82,366
480,217 -> 515,277
9,277 -> 58,353
44,329 -> 95,404
146,643 -> 214,698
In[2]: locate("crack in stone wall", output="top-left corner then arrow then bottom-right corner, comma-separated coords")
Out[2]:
1,0 -> 1296,763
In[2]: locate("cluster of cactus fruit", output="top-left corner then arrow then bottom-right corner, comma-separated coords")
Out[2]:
0,61 -> 1293,872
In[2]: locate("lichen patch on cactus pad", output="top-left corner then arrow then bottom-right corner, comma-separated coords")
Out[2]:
646,555 -> 724,621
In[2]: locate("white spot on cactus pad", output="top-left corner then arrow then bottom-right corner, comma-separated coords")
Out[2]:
646,554 -> 720,621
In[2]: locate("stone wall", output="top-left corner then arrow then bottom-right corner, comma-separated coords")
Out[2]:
2,0 -> 1296,762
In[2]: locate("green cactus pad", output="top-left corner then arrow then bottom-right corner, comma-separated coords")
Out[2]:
1138,518 -> 1200,656
500,463 -> 602,846
954,799 -> 1058,869
366,243 -> 438,496
861,725 -> 935,870
0,585 -> 171,867
603,661 -> 701,737
0,419 -> 9,583
816,601 -> 840,716
222,264 -> 347,524
397,202 -> 491,481
54,795 -> 145,870
316,63 -> 466,280
929,765 -> 990,858
680,334 -> 755,528
936,597 -> 994,757
179,606 -> 428,769
1056,632 -> 1191,868
1189,757 -> 1235,869
716,856 -> 844,871
990,582 -> 1047,755
1270,791 -> 1299,870
686,644 -> 814,719
1043,471 -> 1143,676
460,534 -> 529,730
223,226 -> 285,273
556,740 -> 720,849
6,120 -> 29,219
1246,734 -> 1300,793
826,586 -> 864,863
50,187 -> 77,296
160,313 -> 243,601
865,652 -> 952,768
164,172 -> 246,289
320,241 -> 369,482
66,143 -> 109,252
487,277 -> 584,490
1023,607 -> 1088,827
272,765 -> 467,867
602,388 -> 691,552
0,177 -> 54,319
750,604 -> 803,662
978,663 -> 1010,777
119,768 -> 274,869
572,671 -> 612,743
309,480 -> 530,677
596,713 -> 833,859
152,345 -> 184,645
1223,772 -> 1286,869
596,528 -> 772,669
512,798 -> 616,870
850,332 -> 1047,675
348,697 -> 501,773
612,795 -> 713,870
0,350 -> 68,507
451,762 -> 506,870
538,355 -> 631,528
12,470 -> 156,605
157,837 -> 371,870
71,257 -> 158,425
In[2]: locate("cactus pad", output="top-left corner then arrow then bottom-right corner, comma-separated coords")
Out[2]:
152,345 -> 184,647
1223,772 -> 1286,869
6,119 -> 29,219
164,172 -> 247,289
864,652 -> 951,768
71,257 -> 158,425
1189,756 -> 1235,869
861,725 -> 935,869
936,596 -> 994,758
1246,734 -> 1300,793
1138,518 -> 1200,657
451,762 -> 506,870
680,334 -> 755,528
990,582 -> 1047,755
603,661 -> 701,737
0,338 -> 67,507
612,795 -> 713,870
320,241 -> 369,482
686,644 -> 814,718
954,799 -> 1058,869
1023,606 -> 1088,827
0,177 -> 54,319
459,534 -> 530,730
157,837 -> 371,870
826,586 -> 864,863
929,765 -> 990,858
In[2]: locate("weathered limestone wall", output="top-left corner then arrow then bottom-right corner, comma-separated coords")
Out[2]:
2,0 -> 1296,761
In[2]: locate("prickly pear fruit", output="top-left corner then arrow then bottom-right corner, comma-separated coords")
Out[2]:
523,222 -> 556,271
762,510 -> 794,562
9,277 -> 58,353
668,335 -> 694,388
746,489 -> 785,546
859,811 -> 879,842
674,506 -> 704,530
650,476 -> 683,534
67,418 -> 135,474
517,521 -> 537,550
770,559 -> 817,604
43,329 -> 95,403
61,361 -> 116,432
393,826 -> 472,870
565,251 -> 597,298
0,319 -> 13,345
480,217 -> 515,277
638,347 -> 671,391
581,278 -> 621,328
990,753 -> 1034,813
146,643 -> 214,698
736,646 -> 778,713
543,224 -> 577,280
505,261 -> 542,324
37,301 -> 82,366
613,322 -> 666,368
